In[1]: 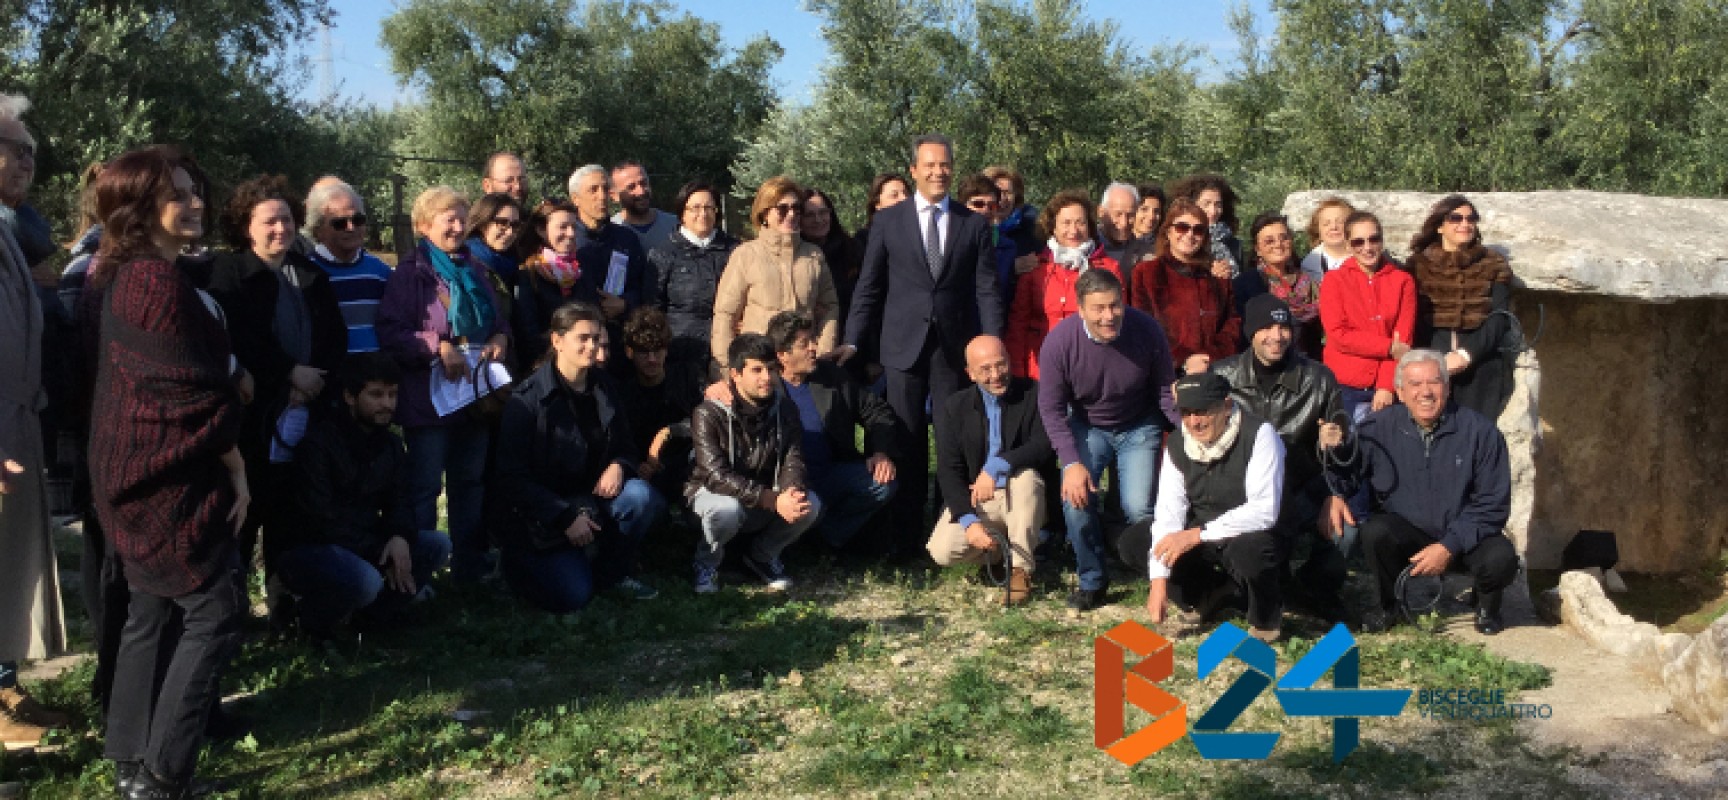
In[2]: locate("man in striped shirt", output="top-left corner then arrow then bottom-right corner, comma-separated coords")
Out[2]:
305,178 -> 391,353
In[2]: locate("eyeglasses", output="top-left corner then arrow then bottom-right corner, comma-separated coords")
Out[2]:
1446,212 -> 1481,225
1257,233 -> 1293,245
490,218 -> 523,230
327,213 -> 368,231
1169,221 -> 1205,237
686,204 -> 719,214
965,198 -> 997,211
1349,234 -> 1384,248
0,136 -> 35,162
772,203 -> 802,217
805,206 -> 831,217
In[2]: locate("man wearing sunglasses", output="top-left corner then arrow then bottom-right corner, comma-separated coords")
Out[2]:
840,133 -> 1004,563
305,179 -> 392,354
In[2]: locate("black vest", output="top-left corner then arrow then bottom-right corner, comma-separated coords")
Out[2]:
1166,409 -> 1268,529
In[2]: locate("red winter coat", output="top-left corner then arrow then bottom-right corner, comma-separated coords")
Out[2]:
1129,254 -> 1239,368
1005,248 -> 1120,380
1318,257 -> 1416,392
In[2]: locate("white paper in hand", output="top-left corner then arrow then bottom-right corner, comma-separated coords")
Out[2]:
430,345 -> 514,417
603,250 -> 629,296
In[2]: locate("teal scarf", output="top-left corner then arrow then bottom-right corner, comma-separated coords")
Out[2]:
422,238 -> 494,341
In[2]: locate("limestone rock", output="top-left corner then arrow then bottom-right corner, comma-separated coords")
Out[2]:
1662,616 -> 1728,735
1659,632 -> 1695,665
1559,570 -> 1661,661
1281,190 -> 1728,301
1535,587 -> 1564,625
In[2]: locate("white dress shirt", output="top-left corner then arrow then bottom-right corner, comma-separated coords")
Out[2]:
913,193 -> 951,255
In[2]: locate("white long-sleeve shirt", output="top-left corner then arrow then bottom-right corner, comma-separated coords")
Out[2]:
1147,422 -> 1285,580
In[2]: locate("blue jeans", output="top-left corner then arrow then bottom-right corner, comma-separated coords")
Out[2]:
808,460 -> 897,548
502,479 -> 665,613
275,531 -> 451,633
403,421 -> 491,583
1063,416 -> 1163,591
1340,386 -> 1375,426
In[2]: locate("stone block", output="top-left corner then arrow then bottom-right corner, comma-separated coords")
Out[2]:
1559,570 -> 1661,662
1661,616 -> 1728,735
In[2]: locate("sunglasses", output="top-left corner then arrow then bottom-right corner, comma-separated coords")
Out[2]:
0,136 -> 35,162
1169,220 -> 1205,236
966,198 -> 997,211
328,213 -> 368,231
1446,212 -> 1481,225
1349,234 -> 1384,248
490,217 -> 523,230
772,202 -> 802,217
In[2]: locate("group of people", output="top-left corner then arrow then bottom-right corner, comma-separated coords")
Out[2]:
0,88 -> 1527,798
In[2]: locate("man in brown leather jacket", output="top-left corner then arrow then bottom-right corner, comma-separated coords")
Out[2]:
686,333 -> 820,594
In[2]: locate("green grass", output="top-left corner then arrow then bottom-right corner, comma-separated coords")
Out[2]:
9,519 -> 1582,798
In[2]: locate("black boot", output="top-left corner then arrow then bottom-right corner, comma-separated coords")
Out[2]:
1473,589 -> 1504,635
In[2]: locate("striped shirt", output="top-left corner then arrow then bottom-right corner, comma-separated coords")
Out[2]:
311,245 -> 392,353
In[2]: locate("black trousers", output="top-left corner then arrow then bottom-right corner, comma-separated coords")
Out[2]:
882,334 -> 964,554
79,512 -> 130,714
104,560 -> 246,784
1165,527 -> 1286,631
1360,512 -> 1518,612
1280,479 -> 1347,610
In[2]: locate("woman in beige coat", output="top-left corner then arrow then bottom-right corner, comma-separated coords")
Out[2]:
710,176 -> 839,364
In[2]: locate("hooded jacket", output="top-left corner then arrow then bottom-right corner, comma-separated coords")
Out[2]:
687,383 -> 806,508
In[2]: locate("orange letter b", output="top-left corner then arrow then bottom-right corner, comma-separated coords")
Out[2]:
1094,621 -> 1187,765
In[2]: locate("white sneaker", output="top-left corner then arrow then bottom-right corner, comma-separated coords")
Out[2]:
742,553 -> 793,592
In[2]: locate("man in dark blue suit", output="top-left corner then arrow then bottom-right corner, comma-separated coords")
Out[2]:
839,134 -> 1005,560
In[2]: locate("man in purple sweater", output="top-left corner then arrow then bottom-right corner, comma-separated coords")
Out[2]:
1037,269 -> 1176,610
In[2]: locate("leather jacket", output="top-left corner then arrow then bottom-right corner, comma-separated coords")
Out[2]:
686,385 -> 806,508
1211,351 -> 1343,490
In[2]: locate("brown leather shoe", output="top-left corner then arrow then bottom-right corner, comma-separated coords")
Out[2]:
1004,568 -> 1032,606
0,707 -> 46,751
0,685 -> 71,729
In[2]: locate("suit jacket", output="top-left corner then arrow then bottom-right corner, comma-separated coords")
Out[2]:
785,361 -> 903,464
845,197 -> 1004,371
935,377 -> 1054,523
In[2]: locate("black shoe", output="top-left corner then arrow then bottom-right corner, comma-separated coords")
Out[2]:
121,767 -> 219,800
115,760 -> 141,797
1473,590 -> 1505,635
1066,585 -> 1110,612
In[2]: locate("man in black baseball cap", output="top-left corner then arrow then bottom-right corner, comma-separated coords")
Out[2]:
1135,371 -> 1289,642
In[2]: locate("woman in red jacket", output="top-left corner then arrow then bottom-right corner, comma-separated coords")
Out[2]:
1318,211 -> 1416,422
1004,190 -> 1121,379
1128,198 -> 1240,374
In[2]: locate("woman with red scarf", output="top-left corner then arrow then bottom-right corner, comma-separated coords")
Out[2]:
1129,198 -> 1240,375
1005,189 -> 1120,379
1241,212 -> 1323,358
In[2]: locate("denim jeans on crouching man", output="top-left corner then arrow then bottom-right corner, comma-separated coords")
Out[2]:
1062,415 -> 1163,592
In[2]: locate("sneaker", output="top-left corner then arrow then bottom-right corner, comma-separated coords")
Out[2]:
693,563 -> 720,594
0,685 -> 70,729
742,553 -> 793,592
614,576 -> 659,601
0,708 -> 45,751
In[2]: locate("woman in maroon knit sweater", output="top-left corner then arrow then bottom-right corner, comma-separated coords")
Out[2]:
87,146 -> 248,797
1128,197 -> 1241,375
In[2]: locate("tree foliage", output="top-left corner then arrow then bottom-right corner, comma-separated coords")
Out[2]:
0,0 -> 369,232
380,0 -> 781,201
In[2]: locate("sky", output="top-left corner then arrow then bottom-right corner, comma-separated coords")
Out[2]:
299,0 -> 1273,108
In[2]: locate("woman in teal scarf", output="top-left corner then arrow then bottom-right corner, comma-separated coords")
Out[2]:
377,186 -> 509,584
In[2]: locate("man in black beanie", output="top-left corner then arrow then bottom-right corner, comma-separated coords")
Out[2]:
1137,372 -> 1288,642
1209,294 -> 1352,623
